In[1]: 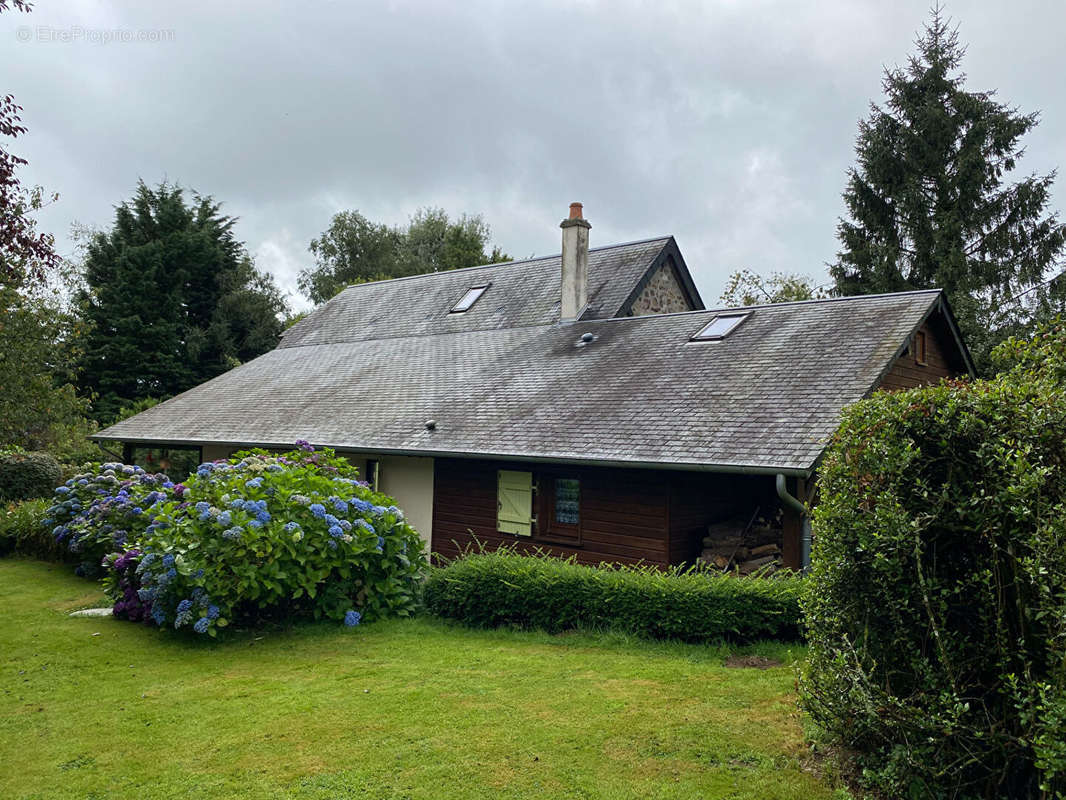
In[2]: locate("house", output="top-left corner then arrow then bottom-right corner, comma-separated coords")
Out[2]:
95,204 -> 974,571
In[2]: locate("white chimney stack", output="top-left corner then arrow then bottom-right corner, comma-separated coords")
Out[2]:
560,202 -> 590,321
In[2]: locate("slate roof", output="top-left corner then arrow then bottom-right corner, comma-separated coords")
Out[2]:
96,279 -> 951,475
280,236 -> 686,348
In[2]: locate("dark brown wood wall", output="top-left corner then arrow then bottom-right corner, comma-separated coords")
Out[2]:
432,457 -> 772,568
879,312 -> 965,390
433,458 -> 672,566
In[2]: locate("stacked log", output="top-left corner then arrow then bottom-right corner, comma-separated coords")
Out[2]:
698,514 -> 783,575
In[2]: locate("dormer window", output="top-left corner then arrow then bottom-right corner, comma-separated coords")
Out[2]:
450,284 -> 489,313
691,312 -> 750,341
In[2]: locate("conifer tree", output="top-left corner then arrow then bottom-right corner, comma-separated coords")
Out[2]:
78,182 -> 287,420
831,7 -> 1065,370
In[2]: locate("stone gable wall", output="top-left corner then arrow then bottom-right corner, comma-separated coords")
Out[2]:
629,260 -> 693,316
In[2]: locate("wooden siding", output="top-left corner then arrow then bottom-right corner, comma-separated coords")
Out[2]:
879,312 -> 965,390
433,458 -> 780,568
432,458 -> 672,566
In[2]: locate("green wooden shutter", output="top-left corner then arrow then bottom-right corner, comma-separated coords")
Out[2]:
497,470 -> 533,536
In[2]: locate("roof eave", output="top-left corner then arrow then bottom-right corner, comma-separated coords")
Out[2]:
87,435 -> 814,478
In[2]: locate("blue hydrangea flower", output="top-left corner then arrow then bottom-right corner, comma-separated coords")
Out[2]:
352,498 -> 372,513
333,499 -> 349,513
193,617 -> 210,634
310,503 -> 326,518
162,554 -> 175,568
284,521 -> 300,532
222,527 -> 242,540
195,501 -> 210,514
55,486 -> 70,495
77,478 -> 88,486
248,519 -> 263,529
229,498 -> 244,509
175,599 -> 194,628
256,510 -> 271,523
245,477 -> 263,489
376,536 -> 385,553
207,605 -> 220,620
217,511 -> 232,526
327,539 -> 338,550
344,610 -> 362,627
329,525 -> 344,538
354,519 -> 375,534
339,520 -> 352,532
387,506 -> 403,520
151,604 -> 166,625
324,513 -> 339,527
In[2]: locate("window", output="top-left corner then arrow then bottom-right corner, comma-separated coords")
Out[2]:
553,478 -> 580,525
366,459 -> 380,493
450,284 -> 489,313
914,330 -> 928,366
691,313 -> 749,341
538,474 -> 581,544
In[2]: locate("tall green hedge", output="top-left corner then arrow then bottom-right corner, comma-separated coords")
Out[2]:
424,549 -> 804,643
800,366 -> 1066,798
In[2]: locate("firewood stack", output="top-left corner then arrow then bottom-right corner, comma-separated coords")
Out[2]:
698,510 -> 784,574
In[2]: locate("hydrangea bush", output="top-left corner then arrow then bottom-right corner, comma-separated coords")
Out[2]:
102,445 -> 426,636
43,463 -> 179,574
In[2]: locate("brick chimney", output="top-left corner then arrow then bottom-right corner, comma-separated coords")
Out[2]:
560,202 -> 591,321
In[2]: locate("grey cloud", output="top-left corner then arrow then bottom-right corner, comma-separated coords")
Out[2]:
4,0 -> 1065,312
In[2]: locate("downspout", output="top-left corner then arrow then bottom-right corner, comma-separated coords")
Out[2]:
776,474 -> 811,572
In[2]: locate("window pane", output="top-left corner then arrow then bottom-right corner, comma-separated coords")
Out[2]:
692,313 -> 748,340
451,285 -> 488,313
554,478 -> 580,525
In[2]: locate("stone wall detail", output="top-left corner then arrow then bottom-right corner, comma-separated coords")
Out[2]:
628,260 -> 693,316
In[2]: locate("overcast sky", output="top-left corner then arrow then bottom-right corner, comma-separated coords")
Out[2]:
5,0 -> 1066,311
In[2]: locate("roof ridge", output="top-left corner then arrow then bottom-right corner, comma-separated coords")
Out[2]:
594,288 -> 944,322
331,235 -> 674,292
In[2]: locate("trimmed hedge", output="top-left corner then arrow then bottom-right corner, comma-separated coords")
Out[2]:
800,368 -> 1066,798
423,549 -> 804,642
0,450 -> 63,502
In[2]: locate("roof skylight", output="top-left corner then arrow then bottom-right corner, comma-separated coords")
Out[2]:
450,284 -> 489,313
691,312 -> 750,341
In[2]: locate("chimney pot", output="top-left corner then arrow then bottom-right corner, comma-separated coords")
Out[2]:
569,202 -> 583,220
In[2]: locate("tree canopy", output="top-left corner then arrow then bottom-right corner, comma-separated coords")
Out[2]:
78,181 -> 287,421
718,269 -> 826,307
830,8 -> 1066,371
298,207 -> 510,304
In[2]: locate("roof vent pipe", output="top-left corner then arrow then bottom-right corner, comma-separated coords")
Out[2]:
776,474 -> 811,572
560,202 -> 590,321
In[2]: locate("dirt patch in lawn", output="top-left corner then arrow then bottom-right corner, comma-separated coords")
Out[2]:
724,655 -> 782,669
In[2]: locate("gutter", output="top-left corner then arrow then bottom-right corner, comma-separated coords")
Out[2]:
776,474 -> 812,572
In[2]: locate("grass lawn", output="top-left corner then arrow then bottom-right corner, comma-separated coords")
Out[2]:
0,559 -> 840,799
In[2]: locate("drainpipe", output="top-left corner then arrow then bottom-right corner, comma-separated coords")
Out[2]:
776,474 -> 811,572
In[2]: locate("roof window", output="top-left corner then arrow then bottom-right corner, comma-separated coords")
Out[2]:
691,312 -> 750,341
450,284 -> 489,313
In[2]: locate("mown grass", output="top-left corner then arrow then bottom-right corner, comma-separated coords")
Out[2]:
0,559 -> 841,799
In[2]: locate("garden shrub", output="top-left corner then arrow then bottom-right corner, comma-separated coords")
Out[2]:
102,444 -> 426,636
0,499 -> 68,561
423,548 -> 804,643
0,449 -> 63,502
800,369 -> 1066,799
44,463 -> 178,575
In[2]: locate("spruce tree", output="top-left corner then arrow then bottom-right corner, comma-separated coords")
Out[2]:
79,182 -> 287,420
831,8 -> 1065,370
